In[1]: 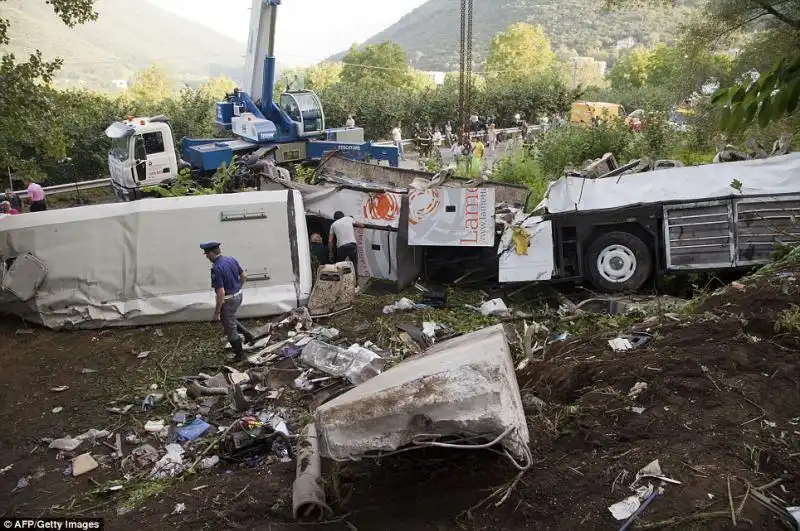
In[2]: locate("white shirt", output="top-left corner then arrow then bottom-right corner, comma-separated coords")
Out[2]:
433,131 -> 443,144
330,216 -> 357,246
391,127 -> 402,143
345,118 -> 355,128
451,144 -> 461,156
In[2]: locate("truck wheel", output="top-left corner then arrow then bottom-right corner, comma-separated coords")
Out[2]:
585,231 -> 652,292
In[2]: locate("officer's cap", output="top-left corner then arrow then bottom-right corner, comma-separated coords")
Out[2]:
200,242 -> 221,253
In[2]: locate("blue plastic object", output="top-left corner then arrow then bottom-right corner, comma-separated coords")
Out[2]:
176,418 -> 211,442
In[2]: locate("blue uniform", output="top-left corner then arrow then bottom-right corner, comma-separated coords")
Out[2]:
211,256 -> 243,295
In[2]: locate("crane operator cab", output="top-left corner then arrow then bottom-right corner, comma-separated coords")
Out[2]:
278,91 -> 325,138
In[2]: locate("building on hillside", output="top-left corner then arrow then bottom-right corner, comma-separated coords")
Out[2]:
420,71 -> 446,86
111,80 -> 129,90
615,36 -> 637,50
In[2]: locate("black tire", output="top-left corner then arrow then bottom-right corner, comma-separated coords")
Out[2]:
585,231 -> 652,292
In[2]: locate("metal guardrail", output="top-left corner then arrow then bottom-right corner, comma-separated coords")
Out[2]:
13,178 -> 111,199
374,126 -> 524,147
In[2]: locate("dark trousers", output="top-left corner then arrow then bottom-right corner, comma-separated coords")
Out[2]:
30,200 -> 47,212
337,243 -> 359,279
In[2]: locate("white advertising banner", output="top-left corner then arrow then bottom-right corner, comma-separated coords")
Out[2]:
408,187 -> 496,247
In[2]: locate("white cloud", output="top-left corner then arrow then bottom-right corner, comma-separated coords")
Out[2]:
145,0 -> 428,67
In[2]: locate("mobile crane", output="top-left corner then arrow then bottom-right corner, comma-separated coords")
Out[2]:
105,0 -> 399,201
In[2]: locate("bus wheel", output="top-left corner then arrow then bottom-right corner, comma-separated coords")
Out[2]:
585,231 -> 652,292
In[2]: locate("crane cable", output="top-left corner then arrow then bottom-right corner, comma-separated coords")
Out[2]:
458,0 -> 474,137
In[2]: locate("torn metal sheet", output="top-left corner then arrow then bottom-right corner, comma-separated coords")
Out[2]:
498,215 -> 554,283
0,191 -> 313,329
540,153 -> 800,214
314,324 -> 530,461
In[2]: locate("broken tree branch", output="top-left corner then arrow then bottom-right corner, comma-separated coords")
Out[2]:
637,512 -> 753,529
727,476 -> 737,527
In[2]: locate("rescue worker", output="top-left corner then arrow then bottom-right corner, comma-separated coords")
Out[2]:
201,242 -> 253,362
329,211 -> 364,280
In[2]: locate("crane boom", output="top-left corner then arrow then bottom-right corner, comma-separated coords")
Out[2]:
243,0 -> 280,112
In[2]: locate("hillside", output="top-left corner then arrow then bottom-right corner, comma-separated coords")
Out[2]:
2,0 -> 247,90
332,0 -> 700,70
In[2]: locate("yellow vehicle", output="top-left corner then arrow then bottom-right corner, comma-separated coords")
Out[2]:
570,102 -> 627,126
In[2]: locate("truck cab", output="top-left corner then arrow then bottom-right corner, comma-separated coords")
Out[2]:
106,116 -> 179,201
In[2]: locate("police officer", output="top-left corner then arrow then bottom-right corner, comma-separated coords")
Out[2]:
201,242 -> 253,362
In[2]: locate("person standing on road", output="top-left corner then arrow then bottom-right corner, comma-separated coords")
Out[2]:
486,123 -> 498,155
201,242 -> 253,362
24,179 -> 47,212
445,121 -> 454,146
391,123 -> 405,160
451,140 -> 462,167
3,189 -> 22,212
329,211 -> 364,280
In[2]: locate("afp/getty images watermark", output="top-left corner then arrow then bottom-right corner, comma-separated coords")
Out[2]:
1,519 -> 103,530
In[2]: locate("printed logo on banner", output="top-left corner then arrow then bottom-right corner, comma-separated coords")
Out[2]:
408,188 -> 495,247
362,193 -> 401,222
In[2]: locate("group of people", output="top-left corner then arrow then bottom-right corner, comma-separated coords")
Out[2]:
0,180 -> 48,216
390,120 -> 499,164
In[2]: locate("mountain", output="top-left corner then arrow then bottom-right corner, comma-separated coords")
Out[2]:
331,0 -> 701,71
2,0 -> 248,90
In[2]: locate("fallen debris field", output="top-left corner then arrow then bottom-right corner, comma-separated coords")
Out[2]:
1,252 -> 799,530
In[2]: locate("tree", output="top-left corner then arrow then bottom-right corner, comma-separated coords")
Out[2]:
607,0 -> 800,131
198,75 -> 237,100
128,65 -> 174,102
306,62 -> 343,91
609,47 -> 652,90
340,42 -> 415,90
0,0 -> 98,181
485,23 -> 556,81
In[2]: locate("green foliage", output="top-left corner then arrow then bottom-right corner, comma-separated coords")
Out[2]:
775,305 -> 800,335
294,165 -> 316,184
339,0 -> 700,71
341,42 -> 416,91
486,23 -> 556,80
490,149 -> 550,207
128,65 -> 174,102
713,56 -> 800,133
534,116 -> 676,177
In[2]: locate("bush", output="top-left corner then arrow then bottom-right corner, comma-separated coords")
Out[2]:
490,148 -> 549,207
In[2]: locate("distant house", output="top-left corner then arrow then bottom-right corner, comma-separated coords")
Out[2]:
421,71 -> 446,86
615,37 -> 637,50
111,79 -> 129,89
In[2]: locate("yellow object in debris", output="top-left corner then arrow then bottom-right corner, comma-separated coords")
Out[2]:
512,227 -> 530,255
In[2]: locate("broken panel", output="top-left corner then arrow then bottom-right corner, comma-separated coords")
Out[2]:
1,252 -> 48,302
664,201 -> 734,270
735,195 -> 800,266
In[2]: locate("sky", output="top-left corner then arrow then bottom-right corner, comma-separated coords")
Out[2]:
145,0 -> 429,67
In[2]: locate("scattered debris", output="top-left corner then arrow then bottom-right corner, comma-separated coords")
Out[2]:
80,368 -> 98,374
150,444 -> 185,479
479,298 -> 510,317
382,297 -> 430,314
199,455 -> 220,469
576,298 -> 627,315
300,340 -> 386,385
144,420 -> 166,433
15,328 -> 34,335
172,503 -> 186,515
628,382 -> 648,399
293,423 -> 332,521
71,453 -> 99,477
49,437 -> 83,451
609,337 -> 634,352
107,404 -> 133,415
176,418 -> 211,442
0,464 -> 13,475
51,407 -> 63,414
634,459 -> 682,486
609,333 -> 652,352
629,406 -> 646,415
609,484 -> 654,520
137,351 -> 151,359
50,386 -> 69,392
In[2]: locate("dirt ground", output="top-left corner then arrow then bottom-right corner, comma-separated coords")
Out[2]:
1,255 -> 798,530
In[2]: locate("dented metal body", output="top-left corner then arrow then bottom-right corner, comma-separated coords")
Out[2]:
0,191 -> 313,329
313,325 -> 530,461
